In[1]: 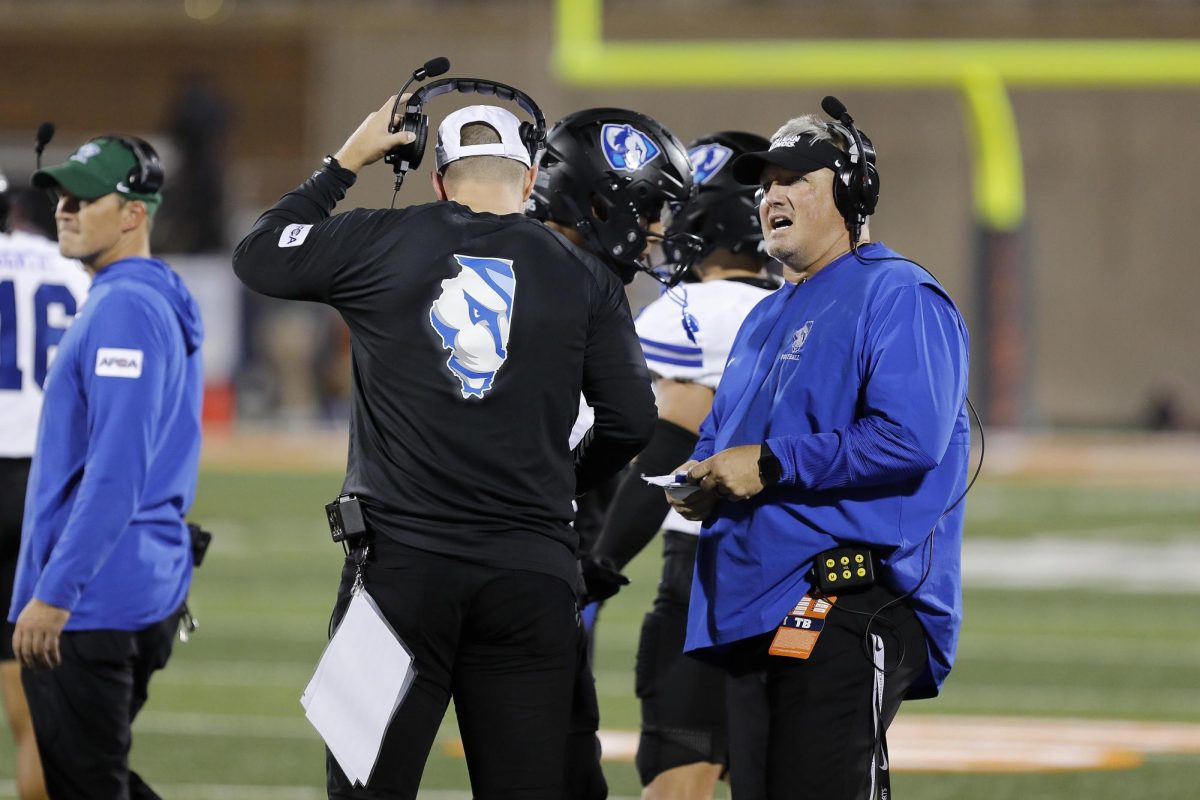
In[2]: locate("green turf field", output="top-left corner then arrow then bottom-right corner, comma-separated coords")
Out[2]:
0,468 -> 1196,799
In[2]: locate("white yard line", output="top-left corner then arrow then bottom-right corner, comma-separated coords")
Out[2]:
133,710 -> 318,739
127,706 -> 1200,775
964,536 -> 1200,592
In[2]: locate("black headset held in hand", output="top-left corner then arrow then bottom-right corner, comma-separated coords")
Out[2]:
383,57 -> 546,189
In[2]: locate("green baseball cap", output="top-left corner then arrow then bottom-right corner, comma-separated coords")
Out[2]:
32,137 -> 162,213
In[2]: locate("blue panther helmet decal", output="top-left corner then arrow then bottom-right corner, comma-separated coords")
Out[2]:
429,255 -> 517,399
600,123 -> 662,173
689,143 -> 734,186
666,131 -> 772,266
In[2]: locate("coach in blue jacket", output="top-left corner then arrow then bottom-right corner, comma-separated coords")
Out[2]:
9,136 -> 204,799
668,108 -> 970,800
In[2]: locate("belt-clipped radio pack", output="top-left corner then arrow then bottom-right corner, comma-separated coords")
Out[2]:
811,546 -> 876,595
325,494 -> 367,544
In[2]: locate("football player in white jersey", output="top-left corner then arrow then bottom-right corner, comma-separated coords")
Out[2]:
530,108 -> 701,800
589,132 -> 781,800
0,182 -> 90,800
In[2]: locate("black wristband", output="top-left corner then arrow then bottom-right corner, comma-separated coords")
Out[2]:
758,443 -> 783,486
321,155 -> 357,184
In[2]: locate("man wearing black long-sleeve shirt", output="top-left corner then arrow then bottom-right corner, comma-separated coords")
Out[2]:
233,95 -> 656,800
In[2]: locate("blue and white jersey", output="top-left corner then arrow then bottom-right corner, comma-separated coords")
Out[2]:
0,231 -> 90,457
635,279 -> 777,391
636,277 -> 777,535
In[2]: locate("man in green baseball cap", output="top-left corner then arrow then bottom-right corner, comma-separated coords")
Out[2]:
30,136 -> 163,274
33,136 -> 162,211
14,132 -> 204,798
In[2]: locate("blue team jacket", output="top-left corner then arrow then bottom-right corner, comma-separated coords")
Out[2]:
9,258 -> 204,631
685,243 -> 970,697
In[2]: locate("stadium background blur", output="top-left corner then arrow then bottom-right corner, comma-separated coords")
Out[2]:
1,1 -> 1198,798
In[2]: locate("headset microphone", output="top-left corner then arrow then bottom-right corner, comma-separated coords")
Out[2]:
414,57 -> 450,82
35,122 -> 55,170
820,95 -> 848,123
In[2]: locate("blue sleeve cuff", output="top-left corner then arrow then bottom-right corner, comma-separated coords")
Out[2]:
32,581 -> 80,614
765,437 -> 798,485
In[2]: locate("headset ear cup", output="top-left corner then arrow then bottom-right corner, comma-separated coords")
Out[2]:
518,121 -> 537,161
832,163 -> 856,224
135,156 -> 164,194
860,161 -> 880,216
410,115 -> 428,170
121,136 -> 164,194
396,112 -> 429,170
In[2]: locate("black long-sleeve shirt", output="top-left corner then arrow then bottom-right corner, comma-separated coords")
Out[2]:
233,163 -> 656,587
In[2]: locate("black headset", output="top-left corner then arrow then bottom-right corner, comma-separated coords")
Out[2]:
821,97 -> 880,247
105,135 -> 165,195
383,77 -> 546,187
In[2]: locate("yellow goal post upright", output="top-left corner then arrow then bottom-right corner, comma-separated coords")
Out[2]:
551,0 -> 1200,426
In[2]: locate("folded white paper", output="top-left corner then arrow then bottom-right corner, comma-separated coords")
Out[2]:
642,473 -> 685,488
301,587 -> 416,786
642,473 -> 703,500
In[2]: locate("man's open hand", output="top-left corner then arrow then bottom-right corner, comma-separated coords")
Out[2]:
12,599 -> 71,671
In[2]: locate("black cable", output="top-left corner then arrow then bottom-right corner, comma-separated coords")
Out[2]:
837,395 -> 984,678
816,243 -> 986,675
829,396 -> 983,797
803,243 -> 986,793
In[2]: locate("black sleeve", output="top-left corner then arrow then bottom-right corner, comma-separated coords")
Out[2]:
590,419 -> 699,570
232,160 -> 368,303
573,274 -> 657,495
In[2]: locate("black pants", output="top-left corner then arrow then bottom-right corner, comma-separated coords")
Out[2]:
563,616 -> 607,800
635,531 -> 729,785
327,543 -> 579,800
21,612 -> 179,800
725,584 -> 929,800
0,458 -> 32,660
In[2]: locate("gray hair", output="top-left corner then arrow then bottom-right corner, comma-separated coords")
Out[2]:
769,115 -> 852,153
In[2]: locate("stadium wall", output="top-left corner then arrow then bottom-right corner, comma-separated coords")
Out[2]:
1,1 -> 1197,428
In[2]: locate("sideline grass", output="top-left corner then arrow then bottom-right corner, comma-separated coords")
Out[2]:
0,471 -> 1194,799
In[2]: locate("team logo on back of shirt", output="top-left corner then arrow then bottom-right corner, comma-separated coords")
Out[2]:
429,255 -> 516,399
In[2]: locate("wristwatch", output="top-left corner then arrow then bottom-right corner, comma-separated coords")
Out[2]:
758,443 -> 783,486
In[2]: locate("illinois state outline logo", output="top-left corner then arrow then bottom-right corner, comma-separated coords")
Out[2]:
429,255 -> 517,398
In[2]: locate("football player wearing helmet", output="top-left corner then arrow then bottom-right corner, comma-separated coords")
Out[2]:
589,132 -> 782,800
530,108 -> 699,800
529,107 -> 700,286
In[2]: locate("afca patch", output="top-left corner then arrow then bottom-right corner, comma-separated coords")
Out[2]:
95,347 -> 143,379
278,224 -> 313,248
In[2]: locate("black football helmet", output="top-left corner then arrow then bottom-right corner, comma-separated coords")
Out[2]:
529,108 -> 699,285
668,132 -> 771,276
